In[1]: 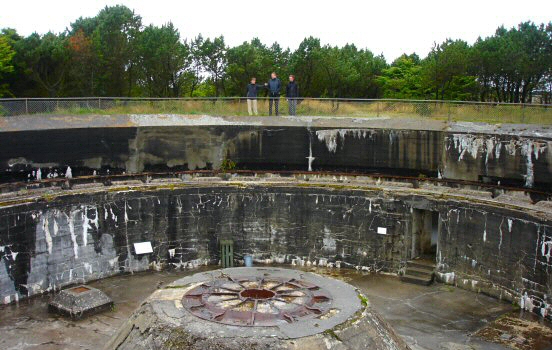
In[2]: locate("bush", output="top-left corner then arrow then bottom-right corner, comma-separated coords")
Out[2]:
220,158 -> 236,172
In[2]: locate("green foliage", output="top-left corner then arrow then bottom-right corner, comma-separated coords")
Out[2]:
469,22 -> 552,103
200,36 -> 227,97
220,158 -> 236,172
289,37 -> 324,96
91,5 -> 142,96
65,29 -> 97,96
15,32 -> 70,97
378,55 -> 423,99
421,39 -> 474,100
136,23 -> 190,97
358,294 -> 369,307
317,44 -> 384,98
0,35 -> 15,97
0,7 -> 550,104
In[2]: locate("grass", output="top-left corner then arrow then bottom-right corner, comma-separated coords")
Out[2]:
6,99 -> 552,124
358,293 -> 369,307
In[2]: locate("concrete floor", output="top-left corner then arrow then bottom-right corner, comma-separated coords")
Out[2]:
346,272 -> 513,350
0,267 -> 546,350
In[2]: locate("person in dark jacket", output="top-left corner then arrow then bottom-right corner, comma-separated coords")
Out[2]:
286,75 -> 299,115
246,77 -> 265,115
267,72 -> 281,116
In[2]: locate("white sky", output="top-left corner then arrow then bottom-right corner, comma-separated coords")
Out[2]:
1,0 -> 550,61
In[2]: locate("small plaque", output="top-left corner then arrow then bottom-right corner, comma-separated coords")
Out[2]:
134,242 -> 153,254
377,227 -> 387,235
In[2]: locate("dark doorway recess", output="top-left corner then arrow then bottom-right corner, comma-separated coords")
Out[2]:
411,209 -> 439,261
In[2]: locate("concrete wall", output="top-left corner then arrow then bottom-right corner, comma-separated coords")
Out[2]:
1,184 -> 551,320
1,125 -> 551,190
0,186 -> 411,303
435,201 -> 552,318
402,194 -> 552,317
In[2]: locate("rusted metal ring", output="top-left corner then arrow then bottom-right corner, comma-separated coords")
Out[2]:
182,273 -> 332,327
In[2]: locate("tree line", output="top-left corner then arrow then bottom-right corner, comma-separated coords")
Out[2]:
0,5 -> 551,103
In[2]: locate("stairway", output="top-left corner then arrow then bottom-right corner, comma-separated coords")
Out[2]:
400,258 -> 436,286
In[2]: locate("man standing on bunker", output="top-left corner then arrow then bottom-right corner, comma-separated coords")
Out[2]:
267,72 -> 281,116
286,75 -> 299,116
246,77 -> 265,116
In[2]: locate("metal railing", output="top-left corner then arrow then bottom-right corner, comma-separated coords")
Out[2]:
1,97 -> 551,124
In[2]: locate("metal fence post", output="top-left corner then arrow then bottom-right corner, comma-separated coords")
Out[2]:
447,103 -> 452,123
25,98 -> 28,115
521,104 -> 525,123
98,98 -> 101,110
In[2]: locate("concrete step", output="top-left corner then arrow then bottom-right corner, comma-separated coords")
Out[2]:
407,260 -> 436,272
405,266 -> 435,278
400,274 -> 433,286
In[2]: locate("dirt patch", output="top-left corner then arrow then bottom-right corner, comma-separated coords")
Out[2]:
475,311 -> 552,350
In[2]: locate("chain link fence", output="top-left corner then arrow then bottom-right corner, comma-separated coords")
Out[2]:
1,97 -> 551,124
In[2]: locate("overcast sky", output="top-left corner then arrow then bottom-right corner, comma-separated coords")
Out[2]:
1,0 -> 550,61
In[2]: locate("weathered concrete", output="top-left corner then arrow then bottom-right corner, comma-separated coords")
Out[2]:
106,267 -> 409,350
0,178 -> 551,321
0,269 -> 527,350
0,183 -> 412,302
48,284 -> 113,319
1,115 -> 551,190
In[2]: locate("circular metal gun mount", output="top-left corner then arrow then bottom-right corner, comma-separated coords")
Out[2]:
182,273 -> 332,327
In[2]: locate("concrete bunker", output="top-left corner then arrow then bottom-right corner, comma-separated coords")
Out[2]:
1,114 -> 552,348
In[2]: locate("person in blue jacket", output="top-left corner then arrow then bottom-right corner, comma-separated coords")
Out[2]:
246,77 -> 265,115
267,72 -> 281,116
286,75 -> 299,115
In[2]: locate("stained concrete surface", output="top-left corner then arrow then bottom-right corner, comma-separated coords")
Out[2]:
0,267 -> 540,350
2,181 -> 551,316
1,114 -> 552,139
2,115 -> 551,190
344,272 -> 514,350
106,268 -> 409,350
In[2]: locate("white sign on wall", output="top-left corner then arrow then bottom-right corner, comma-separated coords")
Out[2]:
377,227 -> 387,235
134,242 -> 153,254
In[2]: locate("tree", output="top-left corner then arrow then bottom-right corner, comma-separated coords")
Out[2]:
0,28 -> 35,97
136,23 -> 190,97
289,37 -> 324,96
347,46 -> 386,98
187,35 -> 205,96
471,22 -> 552,102
90,5 -> 142,96
421,39 -> 476,100
318,44 -> 358,98
200,36 -> 227,97
378,54 -> 423,99
16,32 -> 69,97
1,10 -> 550,103
0,35 -> 15,96
65,29 -> 97,96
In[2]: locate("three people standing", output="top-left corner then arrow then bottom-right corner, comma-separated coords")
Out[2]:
245,72 -> 299,116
